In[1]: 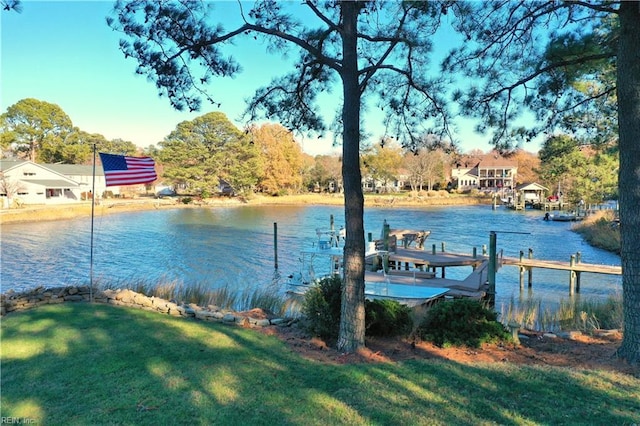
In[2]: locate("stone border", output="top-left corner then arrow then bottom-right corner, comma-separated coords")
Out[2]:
0,286 -> 295,328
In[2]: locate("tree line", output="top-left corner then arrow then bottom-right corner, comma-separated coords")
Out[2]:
1,97 -> 617,205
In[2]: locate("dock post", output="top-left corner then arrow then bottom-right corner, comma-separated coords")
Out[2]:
441,242 -> 446,252
576,251 -> 581,264
482,245 -> 487,256
274,222 -> 278,269
569,255 -> 576,295
487,231 -> 497,307
368,232 -> 372,242
519,250 -> 524,289
528,248 -> 533,287
432,244 -> 436,255
383,220 -> 390,251
473,247 -> 477,258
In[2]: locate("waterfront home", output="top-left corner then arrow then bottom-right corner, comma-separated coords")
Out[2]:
451,154 -> 518,193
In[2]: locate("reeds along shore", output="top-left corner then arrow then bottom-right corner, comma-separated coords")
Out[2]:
0,193 -> 490,224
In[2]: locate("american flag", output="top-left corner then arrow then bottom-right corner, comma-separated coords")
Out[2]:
99,153 -> 157,187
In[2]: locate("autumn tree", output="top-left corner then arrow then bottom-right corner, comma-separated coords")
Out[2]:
1,98 -> 73,162
447,1 -> 639,363
250,123 -> 304,195
509,149 -> 540,186
109,1 -> 454,352
361,141 -> 403,193
158,112 -> 260,196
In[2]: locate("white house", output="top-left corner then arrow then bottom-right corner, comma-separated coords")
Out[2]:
0,160 -> 114,208
45,163 -> 112,199
451,154 -> 518,192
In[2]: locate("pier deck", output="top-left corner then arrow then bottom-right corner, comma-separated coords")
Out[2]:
501,257 -> 621,275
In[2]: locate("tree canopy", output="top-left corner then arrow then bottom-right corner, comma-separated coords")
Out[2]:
158,112 -> 261,196
1,98 -> 73,162
249,123 -> 304,195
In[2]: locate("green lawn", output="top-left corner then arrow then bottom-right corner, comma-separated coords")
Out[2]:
2,303 -> 639,425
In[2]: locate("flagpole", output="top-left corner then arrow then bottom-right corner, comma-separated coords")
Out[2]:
89,144 -> 96,302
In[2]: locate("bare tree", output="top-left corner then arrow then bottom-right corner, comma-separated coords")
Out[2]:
0,173 -> 26,208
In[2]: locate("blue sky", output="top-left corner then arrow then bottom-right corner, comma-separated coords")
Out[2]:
1,1 -> 529,156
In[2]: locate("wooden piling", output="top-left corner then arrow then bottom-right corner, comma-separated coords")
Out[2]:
570,254 -> 576,295
273,222 -> 278,269
528,248 -> 533,287
519,250 -> 525,289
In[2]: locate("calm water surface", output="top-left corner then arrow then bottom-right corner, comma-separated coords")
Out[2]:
1,204 -> 621,308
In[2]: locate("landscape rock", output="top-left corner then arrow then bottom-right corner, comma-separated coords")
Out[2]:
0,286 -> 290,331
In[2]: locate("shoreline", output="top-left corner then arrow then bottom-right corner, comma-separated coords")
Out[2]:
0,193 -> 491,224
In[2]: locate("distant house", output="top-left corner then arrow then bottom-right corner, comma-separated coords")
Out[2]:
0,160 -> 115,208
0,160 -> 81,207
451,154 -> 518,192
44,163 -> 112,199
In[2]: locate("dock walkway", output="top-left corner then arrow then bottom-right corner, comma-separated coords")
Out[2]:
500,255 -> 621,293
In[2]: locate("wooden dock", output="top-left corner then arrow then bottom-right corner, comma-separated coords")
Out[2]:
384,245 -> 621,296
388,248 -> 485,278
500,253 -> 621,294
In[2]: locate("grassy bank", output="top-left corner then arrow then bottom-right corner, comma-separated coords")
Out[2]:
2,303 -> 639,425
573,210 -> 621,254
0,192 -> 490,224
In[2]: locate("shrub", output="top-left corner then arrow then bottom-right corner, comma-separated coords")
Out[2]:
181,197 -> 193,204
301,276 -> 415,341
418,298 -> 510,348
301,276 -> 342,342
365,299 -> 413,337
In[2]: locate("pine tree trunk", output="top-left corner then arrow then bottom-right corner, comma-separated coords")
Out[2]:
616,1 -> 640,364
336,2 -> 366,353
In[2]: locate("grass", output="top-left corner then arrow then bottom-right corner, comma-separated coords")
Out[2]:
500,294 -> 624,333
98,278 -> 294,316
2,303 -> 640,425
573,210 -> 621,254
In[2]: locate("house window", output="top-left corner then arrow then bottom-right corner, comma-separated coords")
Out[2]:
17,191 -> 28,195
23,171 -> 36,176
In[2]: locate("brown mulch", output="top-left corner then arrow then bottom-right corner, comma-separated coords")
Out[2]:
254,319 -> 639,375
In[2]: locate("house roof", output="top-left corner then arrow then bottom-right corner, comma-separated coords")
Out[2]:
0,160 -> 27,172
22,179 -> 80,188
45,163 -> 103,176
454,153 -> 517,169
515,182 -> 548,191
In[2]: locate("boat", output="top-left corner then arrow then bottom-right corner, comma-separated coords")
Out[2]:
288,223 -> 488,306
545,212 -> 583,222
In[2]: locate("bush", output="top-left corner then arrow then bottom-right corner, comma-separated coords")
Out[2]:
181,197 -> 193,204
302,276 -> 415,341
301,276 -> 342,342
417,299 -> 510,348
365,299 -> 413,337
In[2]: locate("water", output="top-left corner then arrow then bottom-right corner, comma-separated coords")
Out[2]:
0,204 -> 621,308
